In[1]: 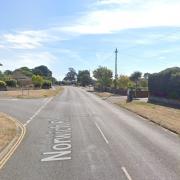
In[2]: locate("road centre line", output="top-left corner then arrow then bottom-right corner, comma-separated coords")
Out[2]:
24,97 -> 53,127
95,122 -> 109,144
121,166 -> 133,180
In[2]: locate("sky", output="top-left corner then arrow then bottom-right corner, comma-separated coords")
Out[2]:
0,0 -> 180,80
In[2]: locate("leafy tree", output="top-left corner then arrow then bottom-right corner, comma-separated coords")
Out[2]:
63,68 -> 77,82
117,75 -> 131,89
0,71 -> 4,80
32,75 -> 43,88
33,65 -> 52,77
140,79 -> 148,88
16,67 -> 33,77
144,73 -> 150,80
130,71 -> 142,83
4,70 -> 12,76
130,71 -> 142,96
77,70 -> 92,86
93,66 -> 113,88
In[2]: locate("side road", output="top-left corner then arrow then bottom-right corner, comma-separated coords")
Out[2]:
0,87 -> 63,169
0,113 -> 26,169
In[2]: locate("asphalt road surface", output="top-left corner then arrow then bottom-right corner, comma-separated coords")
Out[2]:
0,86 -> 180,180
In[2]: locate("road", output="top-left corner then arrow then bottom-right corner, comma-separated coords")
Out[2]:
0,86 -> 180,180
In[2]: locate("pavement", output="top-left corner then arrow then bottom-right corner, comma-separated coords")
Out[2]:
0,86 -> 180,180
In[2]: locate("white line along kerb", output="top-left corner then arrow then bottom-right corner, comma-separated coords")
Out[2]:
24,97 -> 53,127
95,122 -> 109,144
121,167 -> 133,180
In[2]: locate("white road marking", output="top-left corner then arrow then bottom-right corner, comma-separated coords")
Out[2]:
121,167 -> 132,180
24,97 -> 53,127
41,120 -> 72,162
95,122 -> 109,144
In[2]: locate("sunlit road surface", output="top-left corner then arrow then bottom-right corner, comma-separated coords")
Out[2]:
0,86 -> 180,180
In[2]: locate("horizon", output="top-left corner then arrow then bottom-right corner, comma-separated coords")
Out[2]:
0,0 -> 180,80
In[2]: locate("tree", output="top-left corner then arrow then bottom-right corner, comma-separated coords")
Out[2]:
93,66 -> 113,88
32,75 -> 43,88
130,71 -> 142,96
33,65 -> 52,77
4,70 -> 12,76
15,67 -> 33,77
77,70 -> 92,87
0,71 -> 4,80
144,73 -> 150,80
63,68 -> 77,83
117,75 -> 131,89
140,79 -> 148,88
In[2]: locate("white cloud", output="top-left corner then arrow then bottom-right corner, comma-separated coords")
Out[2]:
97,0 -> 132,5
61,0 -> 180,34
0,44 -> 5,49
1,30 -> 56,49
0,51 -> 56,72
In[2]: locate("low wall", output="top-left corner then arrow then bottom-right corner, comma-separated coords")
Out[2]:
148,96 -> 180,108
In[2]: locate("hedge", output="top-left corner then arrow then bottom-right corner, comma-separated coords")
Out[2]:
5,79 -> 17,87
0,80 -> 7,91
42,80 -> 52,89
148,67 -> 180,100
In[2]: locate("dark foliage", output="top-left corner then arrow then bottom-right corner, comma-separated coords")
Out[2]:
5,79 -> 17,87
33,65 -> 52,77
148,67 -> 180,100
42,80 -> 52,89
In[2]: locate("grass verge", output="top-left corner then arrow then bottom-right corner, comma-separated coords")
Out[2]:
1,86 -> 63,99
117,100 -> 180,135
0,113 -> 17,152
94,92 -> 180,135
94,92 -> 113,99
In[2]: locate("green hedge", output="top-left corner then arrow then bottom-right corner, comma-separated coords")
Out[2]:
148,67 -> 180,99
5,79 -> 17,87
0,80 -> 7,90
42,80 -> 52,89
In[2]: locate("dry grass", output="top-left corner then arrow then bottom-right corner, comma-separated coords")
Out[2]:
0,113 -> 17,152
94,92 -> 180,134
1,86 -> 63,99
117,100 -> 180,134
94,92 -> 113,98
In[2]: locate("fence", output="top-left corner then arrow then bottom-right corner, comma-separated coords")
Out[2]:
94,87 -> 148,98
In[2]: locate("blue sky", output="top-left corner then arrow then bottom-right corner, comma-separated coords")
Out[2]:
0,0 -> 180,79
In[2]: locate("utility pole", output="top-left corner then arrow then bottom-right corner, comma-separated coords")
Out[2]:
114,48 -> 118,88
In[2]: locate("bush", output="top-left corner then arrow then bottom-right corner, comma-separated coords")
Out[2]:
0,80 -> 7,91
42,80 -> 52,89
5,79 -> 17,87
32,75 -> 43,88
148,67 -> 180,100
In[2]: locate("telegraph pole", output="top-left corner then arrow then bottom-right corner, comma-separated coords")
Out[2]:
114,48 -> 118,88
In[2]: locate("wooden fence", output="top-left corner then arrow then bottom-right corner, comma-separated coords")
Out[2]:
94,87 -> 148,98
